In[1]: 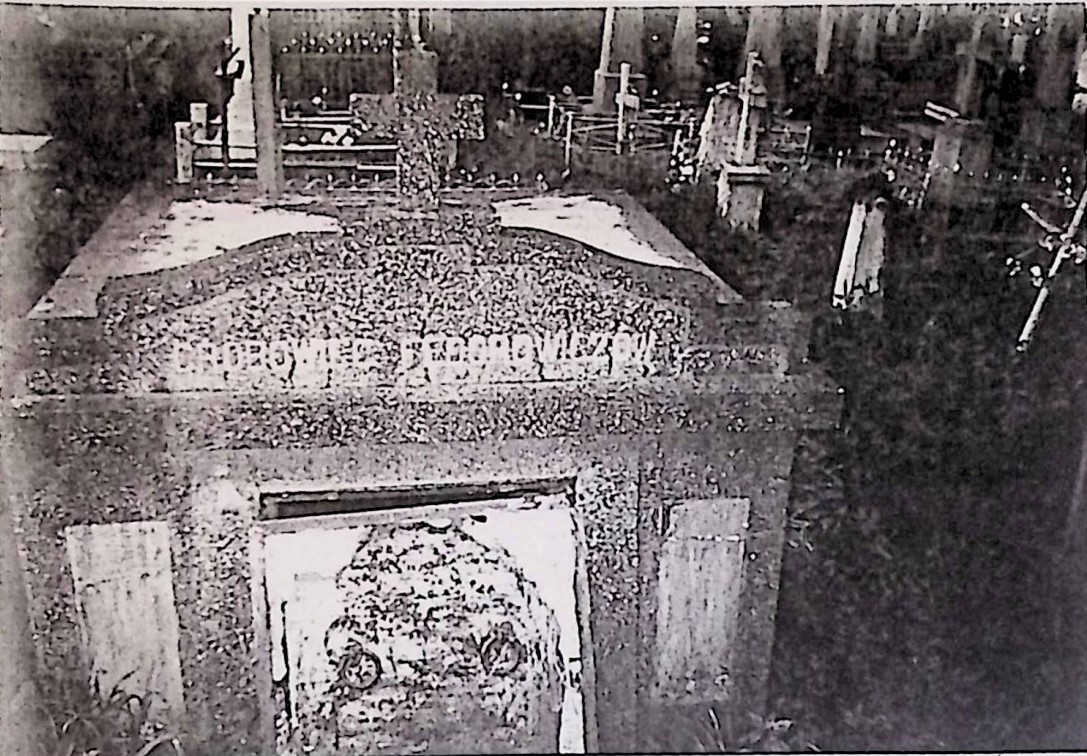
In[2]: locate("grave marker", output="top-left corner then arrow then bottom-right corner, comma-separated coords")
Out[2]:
885,6 -> 900,37
1036,3 -> 1079,110
615,63 -> 641,154
714,52 -> 771,232
695,84 -> 742,182
833,198 -> 887,312
1075,24 -> 1087,114
927,115 -> 993,203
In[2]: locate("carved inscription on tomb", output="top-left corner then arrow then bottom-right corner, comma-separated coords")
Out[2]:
166,329 -> 660,391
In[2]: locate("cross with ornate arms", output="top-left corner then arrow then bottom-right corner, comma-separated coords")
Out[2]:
350,9 -> 485,210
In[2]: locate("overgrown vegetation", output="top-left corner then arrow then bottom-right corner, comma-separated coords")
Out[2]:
479,123 -> 1087,749
21,675 -> 184,756
658,162 -> 1087,750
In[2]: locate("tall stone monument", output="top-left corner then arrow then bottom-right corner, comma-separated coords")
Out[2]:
742,6 -> 784,105
593,7 -> 647,113
669,6 -> 700,102
714,52 -> 771,232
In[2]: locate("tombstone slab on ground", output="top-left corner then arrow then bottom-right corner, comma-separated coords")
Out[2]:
7,180 -> 838,754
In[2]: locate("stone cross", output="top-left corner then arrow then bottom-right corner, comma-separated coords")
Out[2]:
349,9 -> 484,210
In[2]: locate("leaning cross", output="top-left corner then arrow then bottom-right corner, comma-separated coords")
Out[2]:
349,10 -> 484,210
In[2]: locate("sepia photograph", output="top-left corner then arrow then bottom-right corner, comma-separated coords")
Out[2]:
1,1 -> 1086,754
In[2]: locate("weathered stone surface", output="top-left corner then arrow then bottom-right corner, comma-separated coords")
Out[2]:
8,190 -> 840,753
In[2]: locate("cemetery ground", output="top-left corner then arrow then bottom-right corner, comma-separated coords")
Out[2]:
17,120 -> 1087,752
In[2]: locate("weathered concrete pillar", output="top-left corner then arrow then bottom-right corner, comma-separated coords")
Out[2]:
742,6 -> 784,105
855,7 -> 880,64
908,4 -> 933,59
251,8 -> 283,199
669,6 -> 700,102
612,7 -> 645,80
815,5 -> 838,76
227,4 -> 256,159
954,14 -> 988,117
1036,4 -> 1078,109
885,6 -> 901,37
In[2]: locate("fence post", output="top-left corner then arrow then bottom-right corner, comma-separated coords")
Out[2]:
565,113 -> 574,170
616,62 -> 631,155
547,95 -> 556,136
175,121 -> 194,184
190,103 -> 209,142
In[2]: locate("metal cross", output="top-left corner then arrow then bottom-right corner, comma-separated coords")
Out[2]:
1016,185 -> 1087,352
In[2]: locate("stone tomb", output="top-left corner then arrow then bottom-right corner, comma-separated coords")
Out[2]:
7,189 -> 838,754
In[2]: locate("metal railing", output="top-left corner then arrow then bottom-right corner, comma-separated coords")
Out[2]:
529,96 -> 698,169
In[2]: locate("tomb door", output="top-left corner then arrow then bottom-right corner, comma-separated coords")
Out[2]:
260,493 -> 588,755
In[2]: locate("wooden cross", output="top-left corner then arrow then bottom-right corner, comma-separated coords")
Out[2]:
349,10 -> 484,210
614,62 -> 641,154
